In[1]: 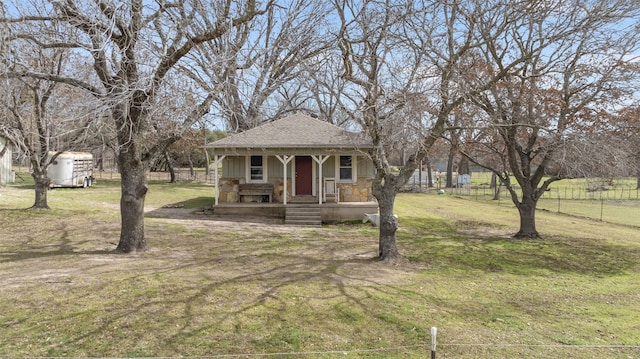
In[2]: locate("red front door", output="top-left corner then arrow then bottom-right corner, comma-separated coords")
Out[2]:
295,156 -> 313,195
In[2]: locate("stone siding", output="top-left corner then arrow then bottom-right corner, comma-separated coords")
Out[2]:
219,178 -> 291,203
338,178 -> 373,202
219,177 -> 372,203
218,179 -> 239,203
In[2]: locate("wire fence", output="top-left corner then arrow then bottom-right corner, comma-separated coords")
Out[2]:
402,182 -> 640,228
22,343 -> 640,358
94,169 -> 217,183
94,169 -> 640,227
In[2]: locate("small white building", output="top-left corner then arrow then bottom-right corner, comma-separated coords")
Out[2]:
0,136 -> 14,186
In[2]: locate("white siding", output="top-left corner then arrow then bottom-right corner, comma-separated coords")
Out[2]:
221,154 -> 374,181
357,155 -> 374,178
322,156 -> 336,178
223,156 -> 245,178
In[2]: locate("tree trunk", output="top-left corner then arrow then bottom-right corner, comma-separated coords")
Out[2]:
493,184 -> 501,200
165,151 -> 176,183
514,199 -> 539,238
96,145 -> 105,171
115,150 -> 148,253
204,148 -> 210,177
31,173 -> 50,209
491,173 -> 501,200
97,155 -> 104,172
446,146 -> 456,188
426,159 -> 433,188
458,155 -> 470,175
188,154 -> 194,179
376,186 -> 399,262
418,160 -> 423,190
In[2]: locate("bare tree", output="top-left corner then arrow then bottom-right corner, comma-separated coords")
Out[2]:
181,0 -> 330,132
289,51 -> 361,127
334,0 -> 534,261
2,0 -> 272,252
1,33 -> 96,208
612,106 -> 640,189
460,0 -> 640,238
443,112 -> 462,188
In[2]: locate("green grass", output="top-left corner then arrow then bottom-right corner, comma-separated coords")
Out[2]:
6,171 -> 215,211
536,198 -> 640,227
432,172 -> 640,227
469,172 -> 638,191
1,179 -> 639,358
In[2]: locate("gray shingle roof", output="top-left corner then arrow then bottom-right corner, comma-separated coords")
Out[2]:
206,113 -> 373,149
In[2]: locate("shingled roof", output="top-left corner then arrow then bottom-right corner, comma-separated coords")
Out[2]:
206,113 -> 372,150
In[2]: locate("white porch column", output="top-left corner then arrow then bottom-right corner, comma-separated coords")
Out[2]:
311,155 -> 330,205
213,155 -> 226,206
275,155 -> 294,205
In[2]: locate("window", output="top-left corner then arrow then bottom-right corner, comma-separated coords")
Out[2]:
339,155 -> 353,181
250,155 -> 264,181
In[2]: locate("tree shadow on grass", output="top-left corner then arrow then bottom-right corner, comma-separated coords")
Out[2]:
3,208 -> 638,356
399,216 -> 640,277
6,231 -> 427,356
0,246 -> 116,263
0,217 -> 122,265
153,196 -> 214,210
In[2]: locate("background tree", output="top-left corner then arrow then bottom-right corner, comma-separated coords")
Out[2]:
182,0 -> 330,132
460,0 -> 640,238
2,0 -> 272,252
295,52 -> 356,127
152,128 -> 208,182
333,0 -> 536,261
443,111 -> 462,188
612,106 -> 640,189
1,31 -> 96,208
335,0 -> 552,260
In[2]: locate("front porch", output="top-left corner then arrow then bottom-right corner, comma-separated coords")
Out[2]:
208,199 -> 378,225
204,113 -> 378,224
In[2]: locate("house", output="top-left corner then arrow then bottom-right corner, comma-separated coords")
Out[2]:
0,136 -> 14,186
205,113 -> 378,224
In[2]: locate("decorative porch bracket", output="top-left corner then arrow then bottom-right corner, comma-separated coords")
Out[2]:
275,155 -> 295,205
213,155 -> 226,205
311,155 -> 330,205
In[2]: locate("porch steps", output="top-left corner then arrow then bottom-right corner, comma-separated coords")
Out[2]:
285,206 -> 322,226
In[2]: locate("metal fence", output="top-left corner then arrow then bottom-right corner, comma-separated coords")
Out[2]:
94,169 -> 217,183
402,183 -> 640,227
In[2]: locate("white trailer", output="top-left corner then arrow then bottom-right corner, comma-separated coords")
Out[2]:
47,151 -> 95,188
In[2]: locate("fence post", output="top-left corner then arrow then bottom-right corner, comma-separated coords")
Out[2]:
430,327 -> 437,359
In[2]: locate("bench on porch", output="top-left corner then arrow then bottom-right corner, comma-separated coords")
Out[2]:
238,183 -> 274,203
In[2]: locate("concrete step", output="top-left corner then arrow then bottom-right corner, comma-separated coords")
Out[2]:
285,206 -> 321,226
287,208 -> 321,213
